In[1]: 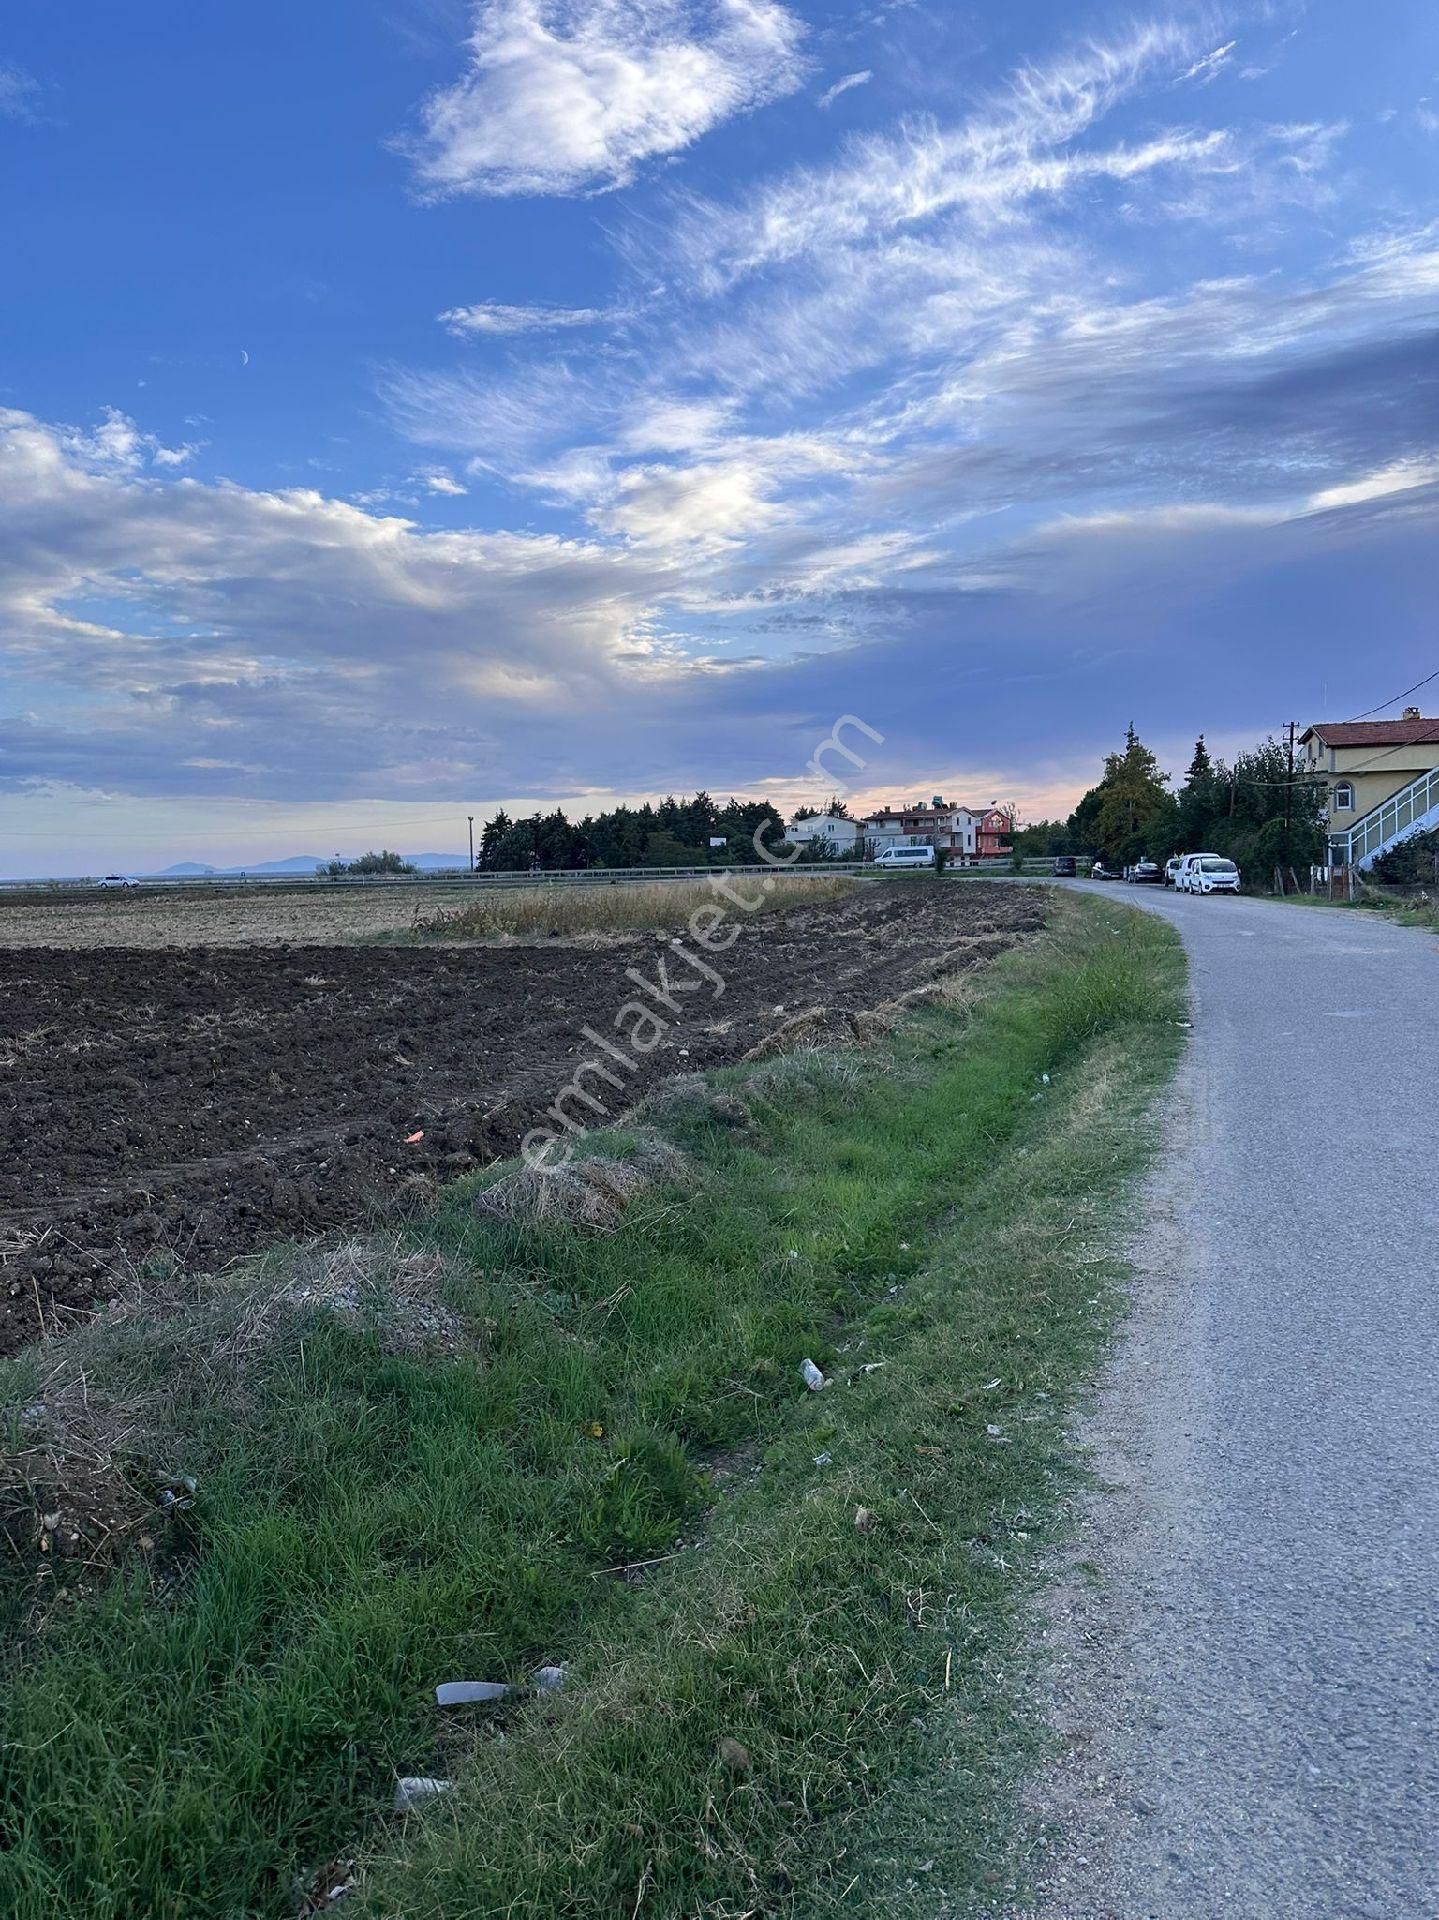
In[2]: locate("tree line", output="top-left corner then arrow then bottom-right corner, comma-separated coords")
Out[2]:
474,793 -> 804,872
1014,727 -> 1327,875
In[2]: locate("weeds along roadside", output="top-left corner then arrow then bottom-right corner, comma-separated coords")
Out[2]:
0,894 -> 1185,1920
402,872 -> 859,941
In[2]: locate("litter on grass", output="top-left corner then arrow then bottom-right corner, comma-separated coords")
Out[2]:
799,1357 -> 827,1391
393,1777 -> 452,1811
435,1680 -> 510,1706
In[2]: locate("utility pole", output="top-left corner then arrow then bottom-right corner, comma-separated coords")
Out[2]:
467,815 -> 475,873
1282,720 -> 1296,883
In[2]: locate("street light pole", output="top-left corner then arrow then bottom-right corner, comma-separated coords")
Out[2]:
467,815 -> 475,873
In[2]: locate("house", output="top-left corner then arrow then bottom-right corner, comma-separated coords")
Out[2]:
1298,708 -> 1439,869
973,806 -> 1015,858
861,797 -> 976,858
858,797 -> 1015,862
786,811 -> 861,854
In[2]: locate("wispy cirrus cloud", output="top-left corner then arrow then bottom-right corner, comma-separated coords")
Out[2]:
401,0 -> 809,198
0,64 -> 42,123
818,69 -> 871,109
438,300 -> 618,336
1179,38 -> 1237,85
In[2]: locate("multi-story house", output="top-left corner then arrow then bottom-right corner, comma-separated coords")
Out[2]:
858,797 -> 1015,862
1298,708 -> 1439,869
972,806 -> 1015,858
785,811 -> 861,854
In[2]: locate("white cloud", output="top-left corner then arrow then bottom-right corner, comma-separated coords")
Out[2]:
0,65 -> 41,122
1308,459 -> 1439,512
438,300 -> 616,335
659,24 -> 1233,299
0,405 -> 686,801
593,432 -> 862,555
404,0 -> 808,199
420,470 -> 469,495
818,69 -> 871,110
1178,40 -> 1236,86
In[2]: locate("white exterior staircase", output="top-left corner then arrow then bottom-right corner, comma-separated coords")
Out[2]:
1329,762 -> 1439,869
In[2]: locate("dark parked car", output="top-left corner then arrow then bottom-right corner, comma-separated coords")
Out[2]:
1126,860 -> 1164,885
1090,861 -> 1118,880
1052,855 -> 1077,876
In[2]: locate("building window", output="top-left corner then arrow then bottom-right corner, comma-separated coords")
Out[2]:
1333,782 -> 1353,811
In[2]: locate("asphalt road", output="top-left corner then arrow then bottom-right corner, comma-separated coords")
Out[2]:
1030,886 -> 1439,1919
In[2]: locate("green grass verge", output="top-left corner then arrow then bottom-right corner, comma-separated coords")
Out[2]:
0,895 -> 1184,1919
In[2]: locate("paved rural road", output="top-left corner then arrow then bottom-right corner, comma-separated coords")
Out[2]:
1026,887 -> 1438,1920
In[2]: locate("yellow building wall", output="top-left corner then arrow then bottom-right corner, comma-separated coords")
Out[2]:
1305,740 -> 1439,827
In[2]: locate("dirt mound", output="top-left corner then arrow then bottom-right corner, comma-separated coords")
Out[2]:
0,883 -> 1045,1353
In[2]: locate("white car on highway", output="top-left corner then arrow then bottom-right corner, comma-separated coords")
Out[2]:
1176,853 -> 1240,894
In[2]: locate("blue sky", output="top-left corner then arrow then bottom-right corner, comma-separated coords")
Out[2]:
2,0 -> 1437,872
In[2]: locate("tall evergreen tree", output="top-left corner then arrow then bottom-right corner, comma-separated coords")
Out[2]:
476,809 -> 512,870
1091,725 -> 1177,864
1176,735 -> 1221,850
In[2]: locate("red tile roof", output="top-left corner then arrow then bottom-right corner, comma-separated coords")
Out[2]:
1302,717 -> 1439,748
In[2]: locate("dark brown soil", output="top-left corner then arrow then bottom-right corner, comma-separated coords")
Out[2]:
0,883 -> 1045,1354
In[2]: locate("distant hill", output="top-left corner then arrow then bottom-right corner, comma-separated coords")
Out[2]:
236,856 -> 330,874
143,852 -> 471,879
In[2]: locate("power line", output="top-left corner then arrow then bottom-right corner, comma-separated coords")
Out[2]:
1342,666 -> 1439,723
1314,717 -> 1439,779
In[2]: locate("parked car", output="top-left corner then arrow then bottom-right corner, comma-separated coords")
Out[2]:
873,843 -> 937,871
1052,855 -> 1077,876
1164,857 -> 1184,888
1127,860 -> 1163,885
1176,853 -> 1240,894
1090,860 -> 1118,880
95,874 -> 136,889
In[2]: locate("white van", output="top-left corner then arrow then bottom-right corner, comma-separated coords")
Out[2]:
873,844 -> 937,871
1177,853 -> 1240,894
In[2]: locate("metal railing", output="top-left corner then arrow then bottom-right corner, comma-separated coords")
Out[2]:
0,856 -> 1041,899
1329,762 -> 1439,869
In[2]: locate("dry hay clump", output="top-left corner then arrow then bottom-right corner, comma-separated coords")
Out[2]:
0,1414 -> 157,1577
742,1045 -> 869,1102
472,1133 -> 687,1233
275,1238 -> 465,1355
0,1236 -> 471,1580
741,1005 -> 864,1062
636,1073 -> 752,1132
740,1000 -> 917,1062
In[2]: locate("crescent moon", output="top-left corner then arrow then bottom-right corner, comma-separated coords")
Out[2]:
240,349 -> 249,366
